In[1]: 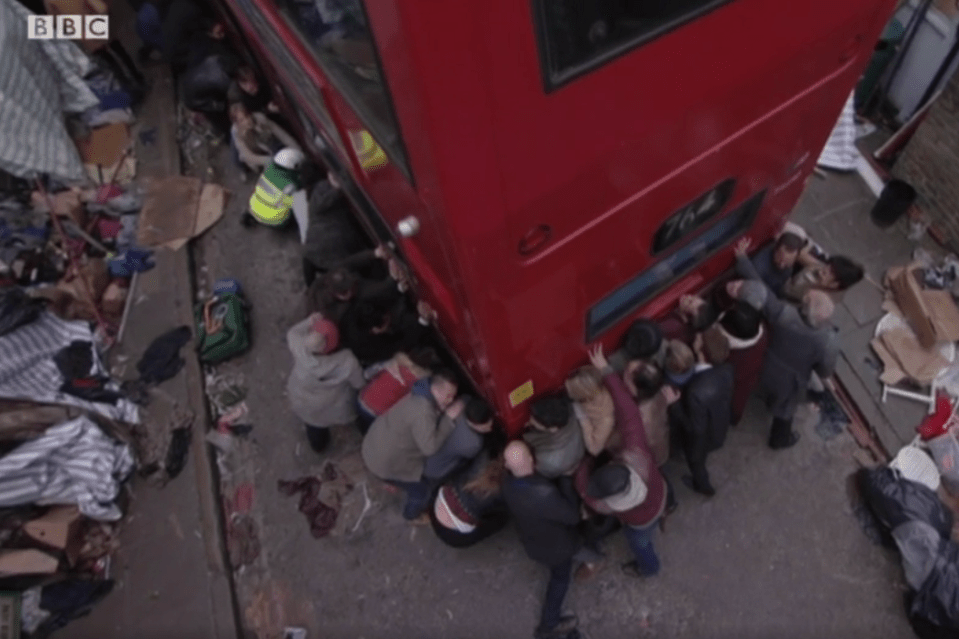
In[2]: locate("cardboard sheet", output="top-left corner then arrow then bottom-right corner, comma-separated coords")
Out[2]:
888,263 -> 959,349
878,327 -> 949,384
24,506 -> 82,549
77,123 -> 129,167
0,549 -> 58,576
137,177 -> 225,250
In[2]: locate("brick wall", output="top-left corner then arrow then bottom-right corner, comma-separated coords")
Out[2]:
893,69 -> 959,248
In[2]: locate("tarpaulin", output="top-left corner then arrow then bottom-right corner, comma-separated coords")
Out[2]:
0,0 -> 99,182
0,311 -> 138,423
0,415 -> 134,520
817,92 -> 858,171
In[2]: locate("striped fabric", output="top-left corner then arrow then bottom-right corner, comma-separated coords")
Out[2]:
817,92 -> 859,171
0,312 -> 138,424
0,415 -> 134,520
0,0 -> 99,183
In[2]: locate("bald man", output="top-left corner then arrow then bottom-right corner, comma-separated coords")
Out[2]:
733,240 -> 839,449
502,440 -> 584,639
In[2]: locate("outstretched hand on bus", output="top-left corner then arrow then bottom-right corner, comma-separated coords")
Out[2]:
587,345 -> 608,371
734,237 -> 752,257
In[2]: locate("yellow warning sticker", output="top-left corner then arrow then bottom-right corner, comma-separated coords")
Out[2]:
509,380 -> 535,408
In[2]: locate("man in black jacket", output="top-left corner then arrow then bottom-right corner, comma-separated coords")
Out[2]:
503,440 -> 583,639
667,325 -> 734,497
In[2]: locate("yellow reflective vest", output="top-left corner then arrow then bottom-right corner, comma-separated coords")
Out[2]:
248,162 -> 297,226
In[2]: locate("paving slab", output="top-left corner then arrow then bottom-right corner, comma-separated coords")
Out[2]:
789,171 -> 950,456
57,19 -> 239,639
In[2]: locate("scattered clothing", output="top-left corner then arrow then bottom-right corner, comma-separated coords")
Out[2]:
54,340 -> 122,405
0,416 -> 134,520
35,578 -> 115,637
278,464 -> 352,539
0,286 -> 46,336
0,0 -> 99,182
0,312 -> 138,423
137,326 -> 193,385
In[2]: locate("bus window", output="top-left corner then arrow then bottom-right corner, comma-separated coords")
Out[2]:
585,188 -> 765,340
277,0 -> 409,177
534,0 -> 734,88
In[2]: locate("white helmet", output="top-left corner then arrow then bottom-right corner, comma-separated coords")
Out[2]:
274,148 -> 304,170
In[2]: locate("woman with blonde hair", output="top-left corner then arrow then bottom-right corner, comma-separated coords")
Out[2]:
565,365 -> 619,456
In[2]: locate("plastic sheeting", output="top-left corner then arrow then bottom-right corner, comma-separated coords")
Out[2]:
817,92 -> 858,171
0,416 -> 134,520
0,0 -> 99,182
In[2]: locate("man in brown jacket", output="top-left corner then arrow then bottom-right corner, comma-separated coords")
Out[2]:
362,370 -> 458,521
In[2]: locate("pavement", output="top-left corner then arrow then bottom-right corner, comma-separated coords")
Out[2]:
790,163 -> 946,455
54,48 -> 942,639
57,20 -> 238,639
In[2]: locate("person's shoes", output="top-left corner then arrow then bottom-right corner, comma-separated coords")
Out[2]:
681,475 -> 716,497
573,561 -> 603,582
769,431 -> 801,450
535,615 -> 578,638
407,513 -> 430,526
240,212 -> 257,228
621,561 -> 658,579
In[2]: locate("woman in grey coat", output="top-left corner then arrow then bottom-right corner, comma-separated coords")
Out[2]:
733,239 -> 839,449
286,313 -> 365,453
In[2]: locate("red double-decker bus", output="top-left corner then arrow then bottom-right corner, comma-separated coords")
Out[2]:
212,0 -> 896,434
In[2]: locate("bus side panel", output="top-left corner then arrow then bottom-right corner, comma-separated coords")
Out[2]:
461,0 -> 896,432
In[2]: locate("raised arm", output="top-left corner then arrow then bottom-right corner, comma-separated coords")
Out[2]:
588,346 -> 651,453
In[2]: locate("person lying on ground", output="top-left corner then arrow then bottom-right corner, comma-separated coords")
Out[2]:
714,289 -> 770,425
285,314 -> 364,454
734,238 -> 839,449
502,440 -> 589,639
306,245 -> 398,320
355,346 -> 440,431
566,366 -> 618,457
749,232 -> 805,297
430,447 -> 510,549
666,326 -> 734,497
574,345 -> 668,579
361,370 -> 458,522
781,254 -> 865,303
522,395 -> 586,480
227,65 -> 278,115
659,293 -> 719,345
229,103 -> 301,172
340,294 -> 430,367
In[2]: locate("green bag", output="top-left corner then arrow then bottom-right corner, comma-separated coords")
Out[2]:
194,292 -> 251,364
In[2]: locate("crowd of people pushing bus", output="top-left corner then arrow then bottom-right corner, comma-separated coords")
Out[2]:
284,211 -> 865,639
